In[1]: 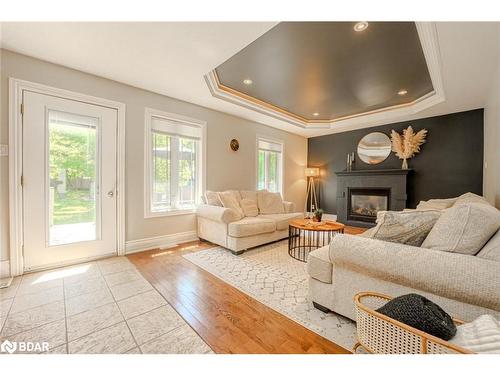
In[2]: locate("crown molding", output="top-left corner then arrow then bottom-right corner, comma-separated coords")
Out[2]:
205,22 -> 445,132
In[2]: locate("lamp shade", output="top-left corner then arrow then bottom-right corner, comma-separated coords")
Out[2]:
305,167 -> 320,177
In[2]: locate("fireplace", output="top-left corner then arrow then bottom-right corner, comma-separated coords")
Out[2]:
348,188 -> 390,223
334,169 -> 410,228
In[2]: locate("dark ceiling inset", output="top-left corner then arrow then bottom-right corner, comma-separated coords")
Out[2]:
214,22 -> 433,122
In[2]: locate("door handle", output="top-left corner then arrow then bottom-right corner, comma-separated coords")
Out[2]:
107,190 -> 114,198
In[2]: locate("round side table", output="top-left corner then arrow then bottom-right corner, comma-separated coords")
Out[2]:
288,219 -> 345,262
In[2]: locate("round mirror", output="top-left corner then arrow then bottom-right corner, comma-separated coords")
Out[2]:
357,132 -> 391,165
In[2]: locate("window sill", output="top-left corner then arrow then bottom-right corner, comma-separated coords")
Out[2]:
144,208 -> 196,219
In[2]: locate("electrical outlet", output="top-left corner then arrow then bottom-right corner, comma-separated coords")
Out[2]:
0,144 -> 8,156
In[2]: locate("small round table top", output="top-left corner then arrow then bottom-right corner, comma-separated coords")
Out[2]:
289,218 -> 345,231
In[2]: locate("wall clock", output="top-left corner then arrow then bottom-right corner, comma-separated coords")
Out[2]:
230,139 -> 239,151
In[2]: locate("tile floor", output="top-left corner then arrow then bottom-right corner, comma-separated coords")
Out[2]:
0,256 -> 213,354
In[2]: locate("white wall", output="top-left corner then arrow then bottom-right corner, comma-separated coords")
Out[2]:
0,49 -> 307,263
484,62 -> 500,208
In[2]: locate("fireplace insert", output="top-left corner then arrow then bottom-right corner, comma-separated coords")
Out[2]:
347,188 -> 390,223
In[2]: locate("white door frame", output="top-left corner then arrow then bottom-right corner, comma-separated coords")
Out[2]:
9,78 -> 126,276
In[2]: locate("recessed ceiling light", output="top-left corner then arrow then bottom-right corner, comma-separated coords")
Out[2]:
312,112 -> 319,117
353,22 -> 369,32
398,89 -> 408,96
243,79 -> 253,85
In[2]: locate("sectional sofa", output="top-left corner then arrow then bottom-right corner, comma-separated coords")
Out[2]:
307,193 -> 500,322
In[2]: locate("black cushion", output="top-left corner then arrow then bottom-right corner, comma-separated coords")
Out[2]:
376,293 -> 457,340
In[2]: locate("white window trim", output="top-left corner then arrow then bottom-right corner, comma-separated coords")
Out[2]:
144,108 -> 206,218
255,135 -> 285,195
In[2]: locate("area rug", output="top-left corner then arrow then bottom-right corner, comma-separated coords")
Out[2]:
183,240 -> 357,351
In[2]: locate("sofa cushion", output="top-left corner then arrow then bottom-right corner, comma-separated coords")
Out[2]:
257,191 -> 285,214
422,203 -> 500,255
228,217 -> 276,238
240,198 -> 259,217
416,197 -> 457,210
218,191 -> 244,220
370,210 -> 442,247
205,190 -> 222,206
307,245 -> 332,284
477,230 -> 500,262
258,212 -> 302,230
454,192 -> 489,206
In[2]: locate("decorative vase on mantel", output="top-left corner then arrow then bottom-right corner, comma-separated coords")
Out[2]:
390,126 -> 427,171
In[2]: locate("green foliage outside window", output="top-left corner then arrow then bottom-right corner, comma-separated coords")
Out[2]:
257,149 -> 280,192
49,123 -> 96,186
153,132 -> 171,196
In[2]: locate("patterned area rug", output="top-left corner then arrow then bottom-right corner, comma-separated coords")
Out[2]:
183,240 -> 357,351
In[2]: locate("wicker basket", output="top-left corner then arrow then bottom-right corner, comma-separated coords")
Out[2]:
353,292 -> 473,354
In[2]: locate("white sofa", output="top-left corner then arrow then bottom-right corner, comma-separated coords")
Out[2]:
307,194 -> 500,322
196,190 -> 302,254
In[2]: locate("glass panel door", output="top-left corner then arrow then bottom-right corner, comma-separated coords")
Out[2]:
48,110 -> 99,246
23,90 -> 117,271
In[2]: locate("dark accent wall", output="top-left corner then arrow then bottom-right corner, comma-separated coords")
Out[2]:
307,109 -> 484,214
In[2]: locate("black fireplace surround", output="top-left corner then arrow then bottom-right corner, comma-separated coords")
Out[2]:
335,169 -> 411,227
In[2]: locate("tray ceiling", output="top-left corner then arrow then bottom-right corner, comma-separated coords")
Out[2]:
207,22 -> 439,128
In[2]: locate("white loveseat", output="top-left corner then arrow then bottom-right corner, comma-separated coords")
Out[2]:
196,190 -> 302,254
307,193 -> 500,322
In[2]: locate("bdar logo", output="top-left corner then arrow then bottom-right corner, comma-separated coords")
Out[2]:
1,339 -> 17,354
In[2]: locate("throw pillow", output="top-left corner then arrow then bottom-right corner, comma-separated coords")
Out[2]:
241,190 -> 269,202
217,191 -> 244,220
240,190 -> 258,201
224,190 -> 242,202
240,198 -> 259,217
476,229 -> 500,262
416,198 -> 457,210
376,293 -> 457,341
454,192 -> 489,206
205,190 -> 222,206
257,191 -> 284,214
369,210 -> 441,247
450,315 -> 500,353
421,203 -> 500,255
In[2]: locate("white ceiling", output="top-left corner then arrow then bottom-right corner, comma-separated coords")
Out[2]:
1,22 -> 499,138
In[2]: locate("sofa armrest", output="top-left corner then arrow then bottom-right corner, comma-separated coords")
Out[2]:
283,201 -> 296,213
196,204 -> 240,224
329,234 -> 500,311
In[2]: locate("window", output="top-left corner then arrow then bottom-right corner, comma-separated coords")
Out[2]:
257,137 -> 283,193
145,109 -> 205,216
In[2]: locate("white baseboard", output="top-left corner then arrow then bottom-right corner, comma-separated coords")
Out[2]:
0,260 -> 11,278
125,231 -> 199,254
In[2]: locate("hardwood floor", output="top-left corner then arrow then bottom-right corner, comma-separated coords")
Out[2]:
127,226 -> 363,354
